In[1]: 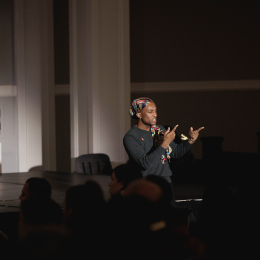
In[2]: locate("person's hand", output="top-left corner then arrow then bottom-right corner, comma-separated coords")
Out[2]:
188,127 -> 204,143
161,125 -> 178,149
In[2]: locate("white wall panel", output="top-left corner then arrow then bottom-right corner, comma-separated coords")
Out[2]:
14,0 -> 56,172
69,0 -> 130,171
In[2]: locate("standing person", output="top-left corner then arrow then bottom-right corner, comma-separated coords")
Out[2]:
123,97 -> 204,204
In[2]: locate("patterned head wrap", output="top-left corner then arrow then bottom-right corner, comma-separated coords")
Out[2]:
129,98 -> 172,164
129,97 -> 154,118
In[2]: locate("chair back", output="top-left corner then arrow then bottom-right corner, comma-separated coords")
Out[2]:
75,153 -> 113,175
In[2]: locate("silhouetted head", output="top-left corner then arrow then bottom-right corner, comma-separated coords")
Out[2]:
145,175 -> 173,204
19,178 -> 52,203
109,164 -> 143,197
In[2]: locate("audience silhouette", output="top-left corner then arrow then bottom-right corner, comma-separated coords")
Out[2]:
1,164 -> 258,260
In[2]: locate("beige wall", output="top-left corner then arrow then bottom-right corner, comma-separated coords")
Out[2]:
128,0 -> 260,160
53,0 -> 69,85
0,0 -> 14,85
0,1 -> 259,172
130,0 -> 260,82
0,0 -> 18,173
55,96 -> 71,172
53,0 -> 260,171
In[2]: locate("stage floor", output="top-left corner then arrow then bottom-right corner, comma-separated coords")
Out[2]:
0,171 -> 208,213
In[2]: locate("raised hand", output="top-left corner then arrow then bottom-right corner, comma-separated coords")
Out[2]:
161,125 -> 178,149
189,127 -> 204,143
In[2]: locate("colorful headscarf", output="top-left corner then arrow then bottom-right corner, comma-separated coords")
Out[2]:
150,125 -> 172,164
129,98 -> 172,164
129,97 -> 154,118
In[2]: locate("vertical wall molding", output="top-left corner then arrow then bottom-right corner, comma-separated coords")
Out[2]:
41,0 -> 56,171
69,0 -> 79,160
0,142 -> 2,173
118,0 -> 131,162
69,0 -> 88,170
89,0 -> 101,155
69,0 -> 130,171
14,0 -> 55,172
14,0 -> 27,172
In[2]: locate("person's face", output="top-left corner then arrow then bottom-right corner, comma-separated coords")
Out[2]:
137,103 -> 157,126
109,171 -> 124,197
19,183 -> 30,203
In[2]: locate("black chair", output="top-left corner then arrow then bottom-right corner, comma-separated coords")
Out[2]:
75,153 -> 113,175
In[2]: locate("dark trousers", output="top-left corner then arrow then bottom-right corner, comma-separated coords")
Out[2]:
169,182 -> 175,206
